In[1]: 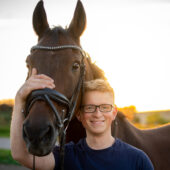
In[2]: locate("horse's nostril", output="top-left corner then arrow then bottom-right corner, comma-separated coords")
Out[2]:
23,123 -> 33,142
23,121 -> 54,145
40,125 -> 53,141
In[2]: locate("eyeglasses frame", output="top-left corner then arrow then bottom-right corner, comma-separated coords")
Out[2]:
81,104 -> 114,113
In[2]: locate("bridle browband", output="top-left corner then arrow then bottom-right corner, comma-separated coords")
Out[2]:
31,44 -> 86,55
24,44 -> 86,170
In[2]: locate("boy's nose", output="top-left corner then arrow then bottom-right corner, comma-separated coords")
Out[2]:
93,107 -> 102,117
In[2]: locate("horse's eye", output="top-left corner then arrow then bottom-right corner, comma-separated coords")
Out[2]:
72,62 -> 80,71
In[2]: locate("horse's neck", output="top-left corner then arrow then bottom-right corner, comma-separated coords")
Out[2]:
114,114 -> 143,148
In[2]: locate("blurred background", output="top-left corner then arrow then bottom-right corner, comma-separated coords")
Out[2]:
0,0 -> 170,167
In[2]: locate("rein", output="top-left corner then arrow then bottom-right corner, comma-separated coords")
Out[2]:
24,44 -> 86,170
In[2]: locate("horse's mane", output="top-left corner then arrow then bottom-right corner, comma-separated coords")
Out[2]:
85,54 -> 127,122
85,53 -> 107,80
117,111 -> 126,119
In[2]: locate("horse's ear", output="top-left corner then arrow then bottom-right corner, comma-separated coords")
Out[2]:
32,0 -> 49,38
68,0 -> 86,39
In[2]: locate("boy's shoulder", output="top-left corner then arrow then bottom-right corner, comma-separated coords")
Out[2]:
115,138 -> 154,169
115,138 -> 147,157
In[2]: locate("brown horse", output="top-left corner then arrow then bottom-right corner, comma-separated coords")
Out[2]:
23,0 -> 105,156
23,0 -> 170,170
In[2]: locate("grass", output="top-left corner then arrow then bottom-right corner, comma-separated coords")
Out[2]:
0,110 -> 11,137
0,149 -> 20,165
0,126 -> 10,137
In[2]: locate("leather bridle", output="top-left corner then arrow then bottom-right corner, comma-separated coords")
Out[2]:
23,44 -> 86,170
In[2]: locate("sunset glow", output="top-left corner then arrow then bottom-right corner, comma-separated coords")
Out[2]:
0,0 -> 170,112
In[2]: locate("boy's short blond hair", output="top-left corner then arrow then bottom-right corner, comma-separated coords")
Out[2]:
83,79 -> 115,103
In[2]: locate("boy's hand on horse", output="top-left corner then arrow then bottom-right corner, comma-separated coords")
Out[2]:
15,68 -> 55,104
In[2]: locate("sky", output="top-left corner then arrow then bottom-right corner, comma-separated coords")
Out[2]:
0,0 -> 170,112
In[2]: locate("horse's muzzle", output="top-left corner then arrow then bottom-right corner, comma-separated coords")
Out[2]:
22,120 -> 58,156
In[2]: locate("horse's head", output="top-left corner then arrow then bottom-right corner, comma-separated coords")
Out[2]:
22,0 -> 92,156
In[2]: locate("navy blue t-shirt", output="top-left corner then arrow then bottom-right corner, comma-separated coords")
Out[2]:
53,138 -> 154,170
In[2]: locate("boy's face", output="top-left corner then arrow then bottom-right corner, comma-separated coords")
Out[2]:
77,91 -> 117,136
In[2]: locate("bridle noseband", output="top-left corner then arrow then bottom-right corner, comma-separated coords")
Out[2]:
24,44 -> 86,170
25,88 -> 70,129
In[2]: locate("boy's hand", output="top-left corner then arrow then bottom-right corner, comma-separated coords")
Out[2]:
15,68 -> 55,104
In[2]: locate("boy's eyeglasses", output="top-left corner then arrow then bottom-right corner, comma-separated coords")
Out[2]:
81,104 -> 114,113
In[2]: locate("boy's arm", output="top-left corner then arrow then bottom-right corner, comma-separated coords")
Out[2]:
10,68 -> 56,170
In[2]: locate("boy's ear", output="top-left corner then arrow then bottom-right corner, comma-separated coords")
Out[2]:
113,105 -> 118,118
